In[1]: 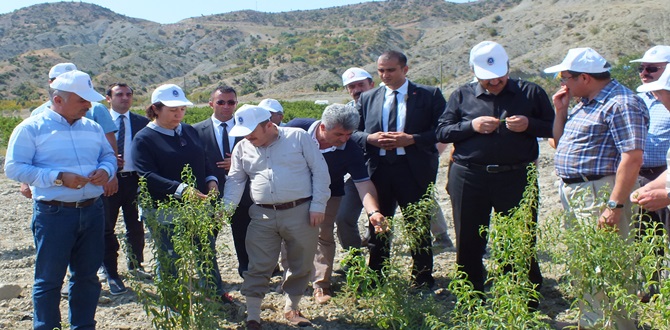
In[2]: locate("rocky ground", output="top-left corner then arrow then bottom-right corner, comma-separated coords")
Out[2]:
0,141 -> 577,329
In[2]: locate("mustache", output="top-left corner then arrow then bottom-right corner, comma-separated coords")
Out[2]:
642,74 -> 654,80
353,91 -> 362,98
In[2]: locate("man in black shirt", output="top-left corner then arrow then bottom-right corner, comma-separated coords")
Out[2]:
436,41 -> 554,296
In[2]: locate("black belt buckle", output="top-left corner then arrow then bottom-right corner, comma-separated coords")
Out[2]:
486,165 -> 500,173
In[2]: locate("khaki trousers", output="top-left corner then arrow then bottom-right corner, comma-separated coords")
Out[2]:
311,196 -> 342,289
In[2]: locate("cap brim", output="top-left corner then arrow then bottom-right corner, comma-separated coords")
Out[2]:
473,65 -> 507,80
343,76 -> 368,86
77,90 -> 105,102
637,81 -> 667,93
229,125 -> 253,137
162,100 -> 193,107
261,106 -> 282,113
543,64 -> 567,74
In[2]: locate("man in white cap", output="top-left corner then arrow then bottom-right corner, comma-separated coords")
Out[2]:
4,70 -> 117,330
630,46 -> 670,237
632,68 -> 670,211
258,98 -> 284,125
223,105 -> 330,329
436,41 -> 554,303
546,47 -> 648,329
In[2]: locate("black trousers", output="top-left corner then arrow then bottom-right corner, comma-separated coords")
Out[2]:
369,157 -> 434,285
231,184 -> 254,278
637,170 -> 670,233
102,173 -> 145,277
447,162 -> 542,292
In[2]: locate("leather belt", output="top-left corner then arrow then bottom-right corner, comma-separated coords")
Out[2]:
453,159 -> 530,174
38,197 -> 98,208
639,166 -> 666,175
257,197 -> 311,210
561,175 -> 605,184
117,171 -> 137,178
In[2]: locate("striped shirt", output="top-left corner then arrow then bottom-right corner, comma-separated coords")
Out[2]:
640,92 -> 670,167
3,108 -> 117,202
32,101 -> 118,134
555,79 -> 648,179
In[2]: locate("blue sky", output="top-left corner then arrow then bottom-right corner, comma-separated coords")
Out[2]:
0,0 -> 470,24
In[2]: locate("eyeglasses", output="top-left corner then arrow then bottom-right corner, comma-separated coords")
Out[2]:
638,65 -> 666,73
215,100 -> 237,106
560,75 -> 579,83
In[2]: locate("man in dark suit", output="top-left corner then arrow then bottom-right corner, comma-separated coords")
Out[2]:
353,50 -> 447,288
102,83 -> 150,295
193,86 -> 254,278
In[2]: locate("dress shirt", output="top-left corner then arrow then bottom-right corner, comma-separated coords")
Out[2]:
437,79 -> 554,165
110,110 -> 137,172
210,115 -> 236,158
555,80 -> 648,179
4,108 -> 116,202
381,80 -> 408,156
223,126 -> 330,213
33,101 -> 117,134
640,92 -> 670,167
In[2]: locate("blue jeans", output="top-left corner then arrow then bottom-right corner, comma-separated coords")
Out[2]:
31,198 -> 105,330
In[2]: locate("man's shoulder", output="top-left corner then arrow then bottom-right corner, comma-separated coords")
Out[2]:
129,112 -> 150,124
192,118 -> 212,130
285,118 -> 315,130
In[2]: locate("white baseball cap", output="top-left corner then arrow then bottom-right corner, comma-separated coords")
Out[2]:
49,70 -> 104,102
258,98 -> 283,113
342,67 -> 372,86
229,104 -> 272,137
544,47 -> 610,74
48,63 -> 78,79
469,41 -> 509,79
151,84 -> 193,107
630,45 -> 670,63
637,68 -> 670,93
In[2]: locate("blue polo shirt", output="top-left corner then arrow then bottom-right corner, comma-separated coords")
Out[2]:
286,118 -> 369,197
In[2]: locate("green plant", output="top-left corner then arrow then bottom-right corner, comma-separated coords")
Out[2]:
133,165 -> 232,329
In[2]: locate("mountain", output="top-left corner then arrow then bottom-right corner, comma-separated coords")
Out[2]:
0,0 -> 666,103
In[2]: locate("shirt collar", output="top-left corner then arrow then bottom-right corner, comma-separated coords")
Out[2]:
148,121 -> 181,136
385,79 -> 409,96
110,109 -> 128,121
307,120 -> 342,152
211,115 -> 235,127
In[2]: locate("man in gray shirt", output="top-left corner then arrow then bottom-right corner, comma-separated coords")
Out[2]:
223,105 -> 330,329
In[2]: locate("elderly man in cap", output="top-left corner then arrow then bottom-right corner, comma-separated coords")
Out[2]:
259,98 -> 284,125
436,41 -> 554,302
4,70 -> 117,330
223,105 -> 330,329
546,47 -> 648,329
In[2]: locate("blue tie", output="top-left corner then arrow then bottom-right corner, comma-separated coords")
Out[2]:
386,91 -> 398,163
117,115 -> 126,170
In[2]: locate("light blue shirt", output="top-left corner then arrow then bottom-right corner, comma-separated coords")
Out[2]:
33,101 -> 117,134
4,108 -> 117,202
381,79 -> 408,156
640,92 -> 670,167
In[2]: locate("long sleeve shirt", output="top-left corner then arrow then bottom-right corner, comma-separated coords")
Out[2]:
223,126 -> 331,213
4,108 -> 116,202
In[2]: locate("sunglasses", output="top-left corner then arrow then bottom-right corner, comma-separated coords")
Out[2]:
638,65 -> 666,73
215,100 -> 237,106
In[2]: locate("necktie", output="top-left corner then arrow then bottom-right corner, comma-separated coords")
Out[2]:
117,115 -> 126,170
221,122 -> 231,156
386,91 -> 398,163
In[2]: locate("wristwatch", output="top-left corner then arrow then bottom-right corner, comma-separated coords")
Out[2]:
367,210 -> 381,218
54,172 -> 64,187
606,200 -> 624,209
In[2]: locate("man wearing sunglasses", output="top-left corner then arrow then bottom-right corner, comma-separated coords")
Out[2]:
193,86 -> 253,281
630,46 -> 670,233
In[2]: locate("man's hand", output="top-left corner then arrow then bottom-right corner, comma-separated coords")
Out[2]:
472,116 -> 500,134
366,132 -> 385,148
62,172 -> 90,189
505,115 -> 529,132
216,155 -> 232,171
552,86 -> 571,117
103,176 -> 119,196
20,183 -> 32,199
309,211 -> 325,227
598,208 -> 622,229
88,169 -> 110,186
207,180 -> 218,193
633,188 -> 670,211
378,132 -> 414,150
116,155 -> 125,170
369,213 -> 389,233
183,186 -> 208,201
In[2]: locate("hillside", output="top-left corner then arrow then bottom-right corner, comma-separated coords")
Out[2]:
0,0 -> 667,105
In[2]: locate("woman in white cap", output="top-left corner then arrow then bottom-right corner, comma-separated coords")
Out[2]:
131,84 -> 230,303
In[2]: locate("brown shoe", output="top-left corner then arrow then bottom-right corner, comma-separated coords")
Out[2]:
246,320 -> 262,330
313,287 -> 331,304
284,310 -> 311,327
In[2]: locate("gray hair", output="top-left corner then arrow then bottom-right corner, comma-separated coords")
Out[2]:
321,103 -> 360,131
50,89 -> 71,101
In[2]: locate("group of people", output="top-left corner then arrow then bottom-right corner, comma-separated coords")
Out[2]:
4,40 -> 670,330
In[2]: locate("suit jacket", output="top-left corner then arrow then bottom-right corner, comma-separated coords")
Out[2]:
352,80 -> 447,188
128,112 -> 150,140
193,118 -> 242,194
